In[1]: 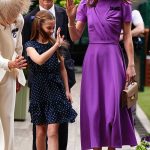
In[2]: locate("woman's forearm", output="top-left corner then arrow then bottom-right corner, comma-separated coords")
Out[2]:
68,19 -> 85,42
124,36 -> 135,66
123,22 -> 135,67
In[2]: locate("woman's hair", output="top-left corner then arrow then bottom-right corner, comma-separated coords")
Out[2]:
87,0 -> 98,7
87,0 -> 131,7
0,0 -> 30,25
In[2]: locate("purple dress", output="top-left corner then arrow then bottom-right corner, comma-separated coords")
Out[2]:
76,0 -> 137,149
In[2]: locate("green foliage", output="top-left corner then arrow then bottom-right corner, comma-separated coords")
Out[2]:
29,0 -> 80,11
138,87 -> 150,120
56,0 -> 80,7
136,145 -> 147,150
136,140 -> 150,150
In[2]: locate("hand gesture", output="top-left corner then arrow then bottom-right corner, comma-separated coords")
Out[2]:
66,0 -> 78,20
55,27 -> 65,47
126,65 -> 136,82
8,56 -> 27,69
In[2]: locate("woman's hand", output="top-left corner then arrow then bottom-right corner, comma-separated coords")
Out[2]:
8,56 -> 27,69
55,27 -> 65,47
66,0 -> 78,21
66,91 -> 73,103
126,65 -> 136,82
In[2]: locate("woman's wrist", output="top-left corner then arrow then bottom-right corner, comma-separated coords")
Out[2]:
8,61 -> 14,69
68,18 -> 75,26
128,64 -> 135,68
68,23 -> 76,28
68,17 -> 75,22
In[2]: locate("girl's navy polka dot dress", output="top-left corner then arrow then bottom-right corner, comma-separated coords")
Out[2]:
24,41 -> 77,125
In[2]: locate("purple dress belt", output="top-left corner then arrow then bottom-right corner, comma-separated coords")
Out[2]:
89,40 -> 119,44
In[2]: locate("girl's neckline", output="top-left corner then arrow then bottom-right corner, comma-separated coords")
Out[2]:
36,40 -> 49,45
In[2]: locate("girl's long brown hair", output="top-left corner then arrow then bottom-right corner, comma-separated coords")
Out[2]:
30,10 -> 68,60
30,10 -> 55,44
87,0 -> 131,7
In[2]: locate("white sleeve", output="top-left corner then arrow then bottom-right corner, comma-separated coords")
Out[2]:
0,54 -> 10,71
132,10 -> 144,26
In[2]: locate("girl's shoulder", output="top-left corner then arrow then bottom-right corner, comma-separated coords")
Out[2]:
24,41 -> 52,52
24,40 -> 37,49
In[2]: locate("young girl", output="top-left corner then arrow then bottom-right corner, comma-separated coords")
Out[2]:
24,10 -> 77,150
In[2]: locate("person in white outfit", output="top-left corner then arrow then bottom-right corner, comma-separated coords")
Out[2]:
0,0 -> 30,149
131,10 -> 144,37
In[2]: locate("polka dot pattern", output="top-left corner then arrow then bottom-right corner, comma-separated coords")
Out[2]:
24,41 -> 77,125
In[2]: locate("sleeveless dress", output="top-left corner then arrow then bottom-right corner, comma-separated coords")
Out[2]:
24,41 -> 77,125
76,0 -> 137,149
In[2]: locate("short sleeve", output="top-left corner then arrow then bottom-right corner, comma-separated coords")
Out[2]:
132,10 -> 144,26
76,0 -> 87,22
24,41 -> 35,60
122,1 -> 132,23
24,41 -> 34,50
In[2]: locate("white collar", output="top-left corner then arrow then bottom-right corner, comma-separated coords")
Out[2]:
39,4 -> 56,38
39,4 -> 55,14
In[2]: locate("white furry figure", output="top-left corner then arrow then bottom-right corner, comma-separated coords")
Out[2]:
0,0 -> 30,150
0,0 -> 30,25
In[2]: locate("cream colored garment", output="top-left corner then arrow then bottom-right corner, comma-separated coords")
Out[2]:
0,14 -> 26,86
0,120 -> 4,150
0,71 -> 16,150
0,13 -> 26,150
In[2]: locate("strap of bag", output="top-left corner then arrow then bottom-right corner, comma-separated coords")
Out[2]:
125,78 -> 137,89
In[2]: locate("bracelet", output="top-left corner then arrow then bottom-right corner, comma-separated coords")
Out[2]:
128,64 -> 135,67
68,23 -> 76,28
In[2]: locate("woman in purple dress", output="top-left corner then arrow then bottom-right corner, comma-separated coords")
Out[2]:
66,0 -> 137,149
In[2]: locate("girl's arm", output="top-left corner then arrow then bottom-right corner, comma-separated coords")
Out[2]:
123,22 -> 136,81
27,28 -> 63,65
60,56 -> 72,101
26,43 -> 59,65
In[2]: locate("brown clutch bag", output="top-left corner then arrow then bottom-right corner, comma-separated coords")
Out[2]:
121,81 -> 138,109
